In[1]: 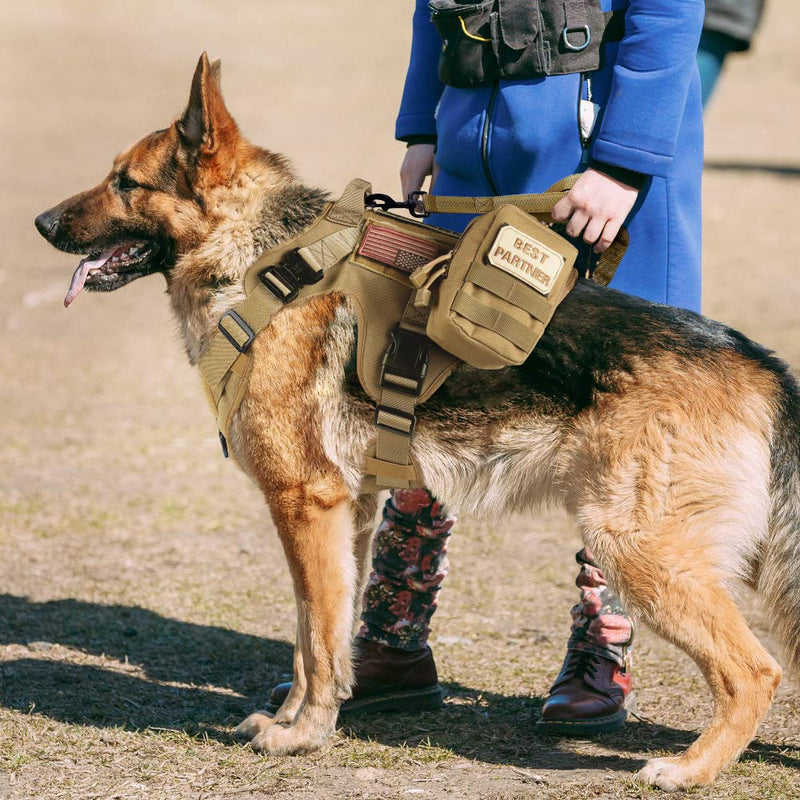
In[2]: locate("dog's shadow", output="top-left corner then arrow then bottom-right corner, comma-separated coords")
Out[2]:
1,594 -> 796,773
0,594 -> 287,739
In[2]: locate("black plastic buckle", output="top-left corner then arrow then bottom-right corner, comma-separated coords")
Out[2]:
380,326 -> 430,396
218,309 -> 255,353
282,248 -> 325,285
259,249 -> 323,302
218,431 -> 229,458
259,263 -> 300,302
374,404 -> 416,436
365,191 -> 430,219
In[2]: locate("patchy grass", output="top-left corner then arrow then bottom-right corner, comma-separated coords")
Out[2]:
3,1 -> 800,798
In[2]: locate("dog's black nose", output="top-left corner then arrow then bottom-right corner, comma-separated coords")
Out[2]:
34,209 -> 60,241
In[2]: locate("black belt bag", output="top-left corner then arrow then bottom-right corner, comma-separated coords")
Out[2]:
429,0 -> 625,88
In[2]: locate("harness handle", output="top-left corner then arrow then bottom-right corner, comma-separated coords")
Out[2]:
414,175 -> 627,287
417,174 -> 579,216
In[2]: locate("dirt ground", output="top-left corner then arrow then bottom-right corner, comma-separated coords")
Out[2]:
1,2 -> 799,799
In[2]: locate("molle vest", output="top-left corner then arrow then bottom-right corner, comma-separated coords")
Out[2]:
198,177 -> 627,493
429,0 -> 625,87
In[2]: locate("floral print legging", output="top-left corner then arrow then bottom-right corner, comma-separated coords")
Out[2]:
359,488 -> 633,667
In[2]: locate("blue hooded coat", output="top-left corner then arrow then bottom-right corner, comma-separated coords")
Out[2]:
396,0 -> 705,311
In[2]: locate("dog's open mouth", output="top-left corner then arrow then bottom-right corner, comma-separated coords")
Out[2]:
64,241 -> 161,308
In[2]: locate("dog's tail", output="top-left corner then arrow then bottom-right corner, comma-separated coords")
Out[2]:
760,365 -> 800,676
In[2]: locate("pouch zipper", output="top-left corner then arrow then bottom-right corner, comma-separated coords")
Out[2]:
481,81 -> 500,196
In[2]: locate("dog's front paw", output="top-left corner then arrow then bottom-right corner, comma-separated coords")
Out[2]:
636,756 -> 710,792
250,720 -> 331,755
234,711 -> 276,742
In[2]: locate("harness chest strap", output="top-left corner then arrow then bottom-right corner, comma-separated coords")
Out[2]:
198,181 -> 371,458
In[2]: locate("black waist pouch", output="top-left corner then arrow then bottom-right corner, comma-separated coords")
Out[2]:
429,0 -> 622,88
429,1 -> 499,87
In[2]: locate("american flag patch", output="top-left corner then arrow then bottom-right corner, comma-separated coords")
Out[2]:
358,223 -> 442,273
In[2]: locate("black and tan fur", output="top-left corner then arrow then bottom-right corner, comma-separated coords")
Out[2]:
35,55 -> 800,791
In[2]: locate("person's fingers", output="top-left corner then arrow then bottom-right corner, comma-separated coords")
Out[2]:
430,161 -> 440,192
565,208 -> 589,240
399,145 -> 435,198
582,215 -> 608,247
593,216 -> 623,254
401,165 -> 427,199
551,195 -> 573,222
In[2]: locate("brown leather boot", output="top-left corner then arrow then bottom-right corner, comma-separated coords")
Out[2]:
537,648 -> 635,735
264,636 -> 443,716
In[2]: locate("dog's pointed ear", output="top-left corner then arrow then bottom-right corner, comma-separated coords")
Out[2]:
210,58 -> 222,90
177,53 -> 234,155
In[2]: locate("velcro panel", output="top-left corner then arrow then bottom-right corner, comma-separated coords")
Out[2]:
451,293 -> 540,351
350,211 -> 457,286
466,261 -> 552,322
359,223 -> 443,274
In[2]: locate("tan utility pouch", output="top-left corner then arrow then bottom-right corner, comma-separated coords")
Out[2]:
414,204 -> 578,370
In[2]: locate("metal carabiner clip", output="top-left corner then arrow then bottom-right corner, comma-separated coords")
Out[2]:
364,191 -> 430,218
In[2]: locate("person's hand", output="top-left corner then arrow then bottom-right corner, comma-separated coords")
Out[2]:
400,143 -> 439,198
551,168 -> 639,253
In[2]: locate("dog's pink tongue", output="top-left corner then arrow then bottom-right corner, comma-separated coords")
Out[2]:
64,248 -> 115,308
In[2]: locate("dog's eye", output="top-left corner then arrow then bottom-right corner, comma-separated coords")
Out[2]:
117,174 -> 141,192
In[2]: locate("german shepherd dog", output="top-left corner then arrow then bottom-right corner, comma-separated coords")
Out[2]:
35,55 -> 800,791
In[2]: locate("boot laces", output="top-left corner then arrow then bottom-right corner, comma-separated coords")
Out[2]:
564,648 -> 600,682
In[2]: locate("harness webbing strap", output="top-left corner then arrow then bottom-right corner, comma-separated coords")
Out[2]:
366,297 -> 432,491
298,228 -> 360,274
422,175 -> 577,215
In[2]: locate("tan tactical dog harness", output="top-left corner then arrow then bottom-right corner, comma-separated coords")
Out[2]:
198,176 -> 626,491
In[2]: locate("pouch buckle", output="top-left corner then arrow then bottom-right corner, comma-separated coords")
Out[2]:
380,326 -> 430,396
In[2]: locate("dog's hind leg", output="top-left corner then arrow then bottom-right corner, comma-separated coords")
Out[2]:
582,515 -> 781,791
237,483 -> 358,754
567,365 -> 785,789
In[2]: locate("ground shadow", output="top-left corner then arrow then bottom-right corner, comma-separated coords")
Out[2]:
0,593 -> 292,741
704,160 -> 800,177
0,658 -> 249,741
1,595 -> 797,772
0,594 -> 293,694
343,681 -> 800,773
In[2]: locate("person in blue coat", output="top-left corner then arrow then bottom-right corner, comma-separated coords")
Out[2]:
267,0 -> 706,735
